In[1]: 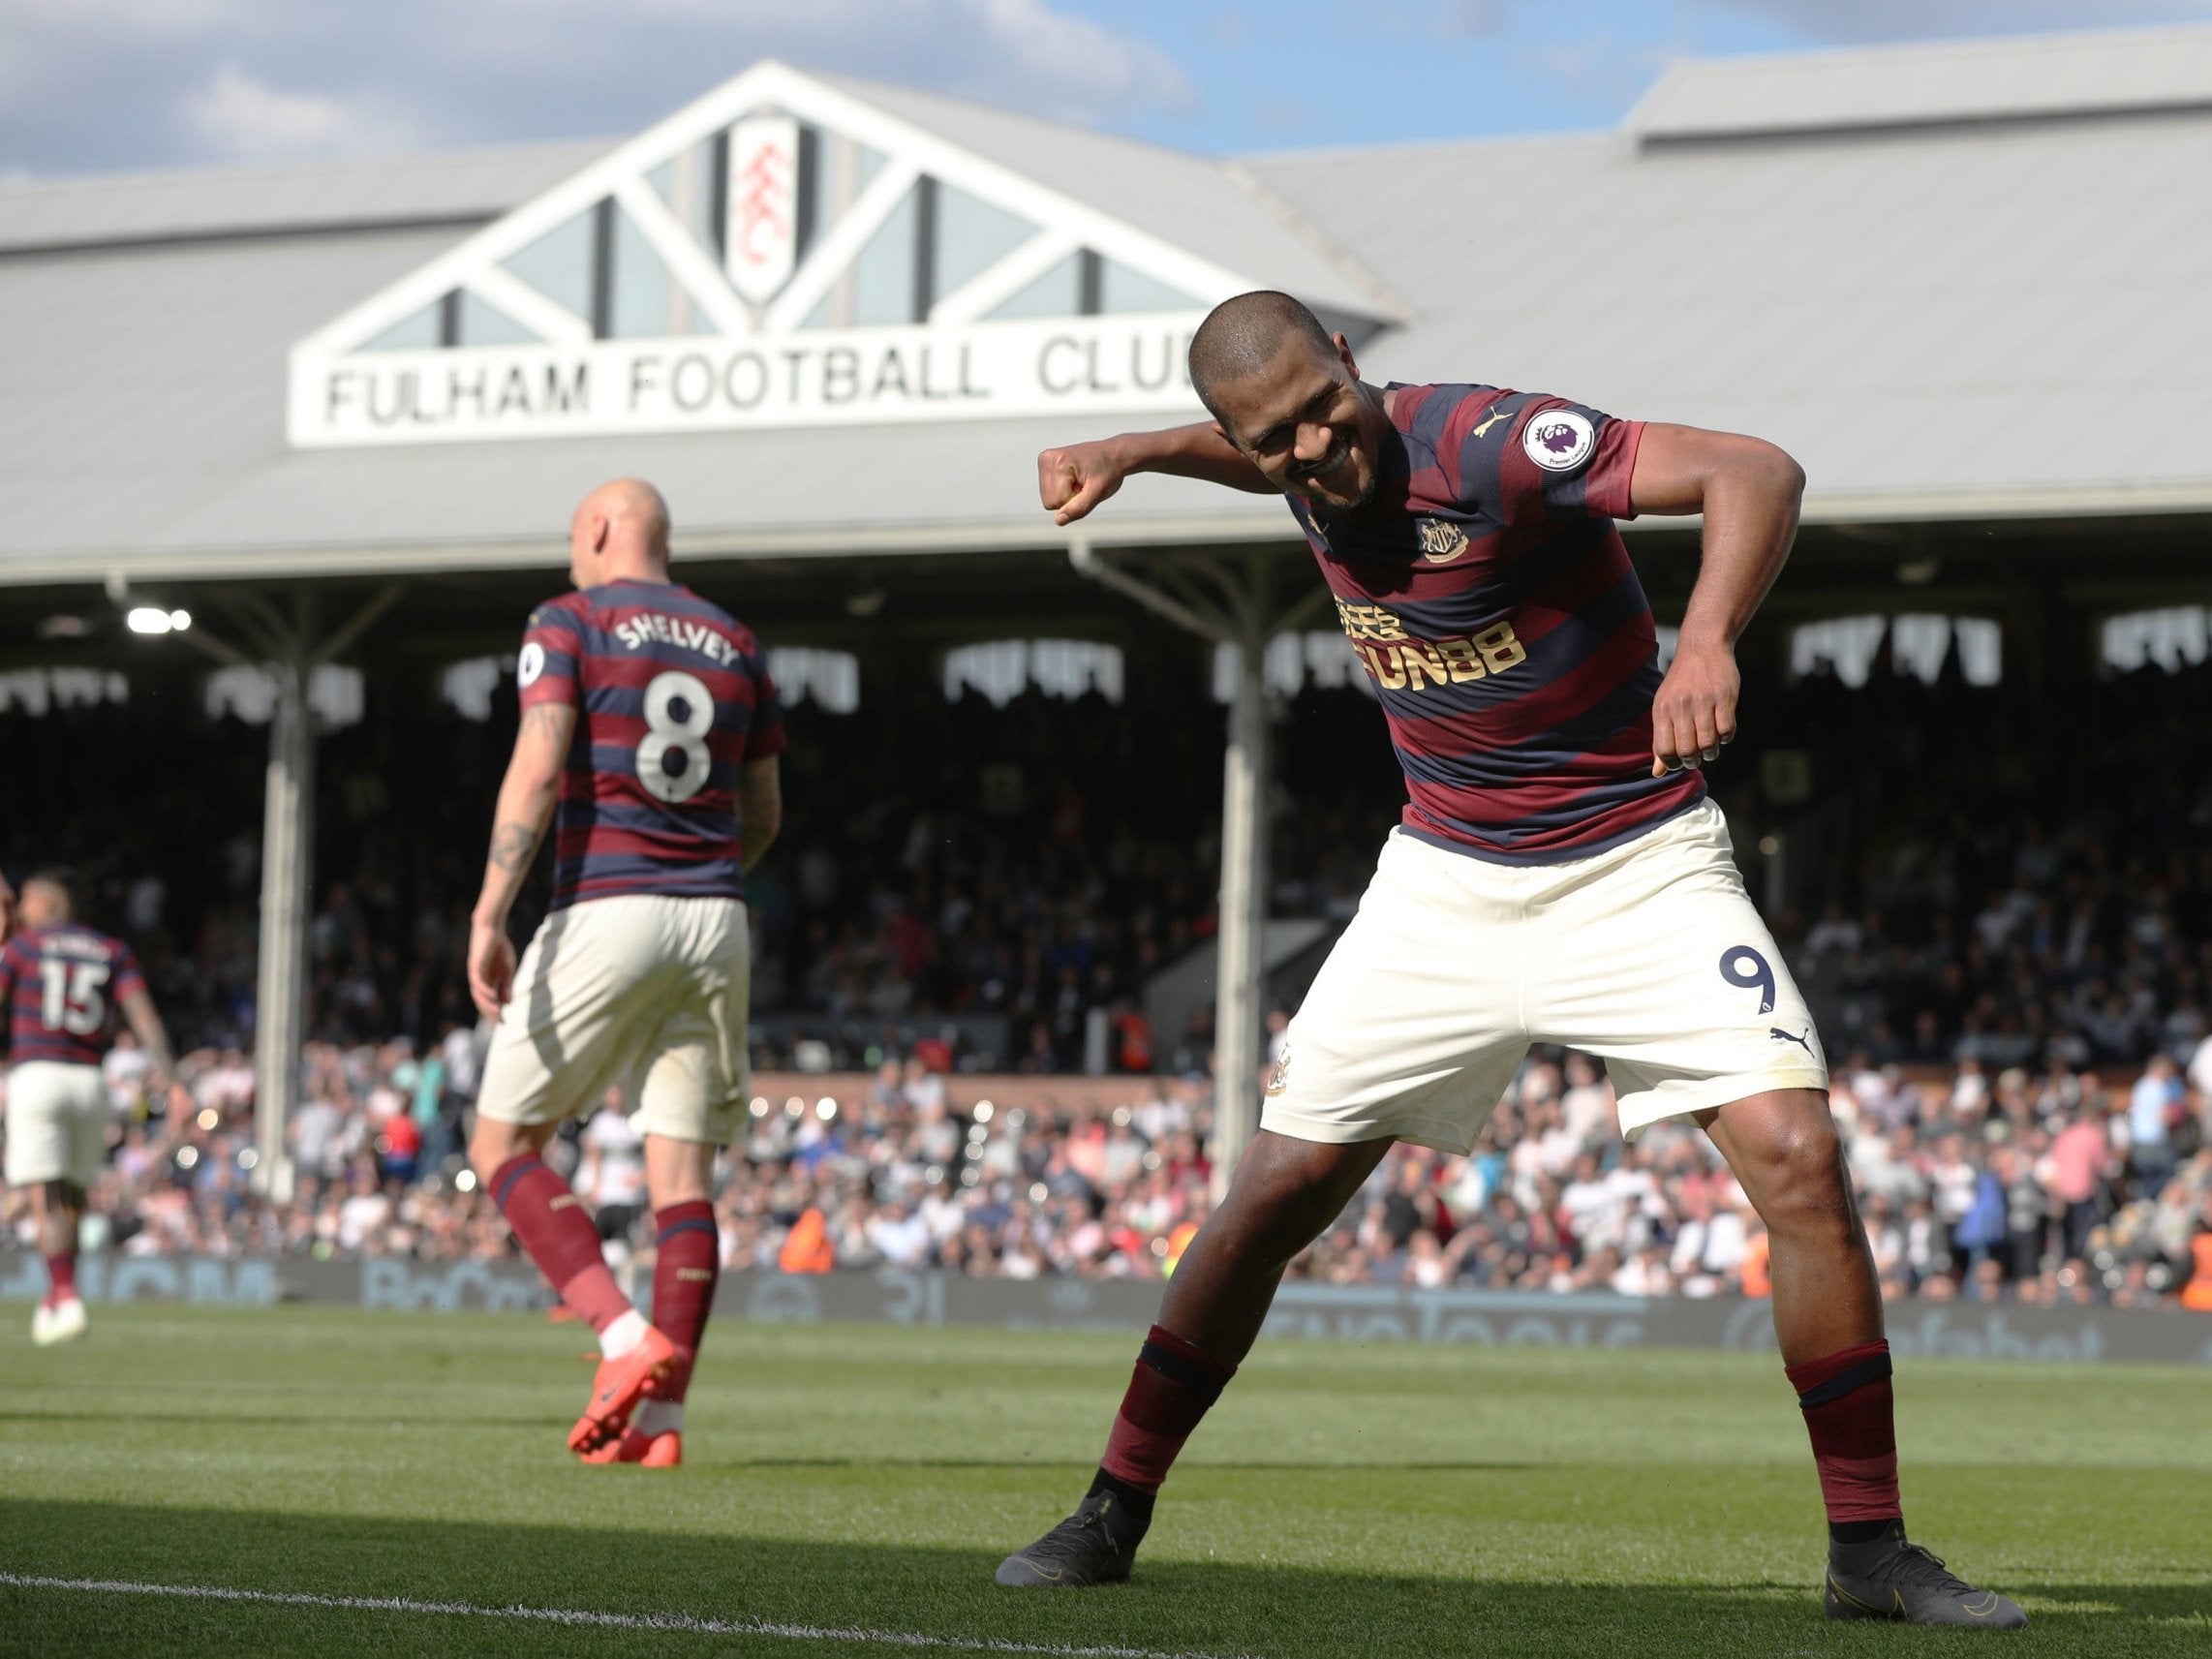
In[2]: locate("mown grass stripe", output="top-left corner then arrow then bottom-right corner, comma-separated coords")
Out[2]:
0,1573 -> 1256,1659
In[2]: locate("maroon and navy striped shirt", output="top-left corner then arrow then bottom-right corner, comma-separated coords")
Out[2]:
1286,383 -> 1703,864
517,579 -> 786,911
0,922 -> 146,1067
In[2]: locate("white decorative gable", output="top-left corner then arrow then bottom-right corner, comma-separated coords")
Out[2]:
287,62 -> 1259,446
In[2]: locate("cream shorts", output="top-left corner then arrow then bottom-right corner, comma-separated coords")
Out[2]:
5,1060 -> 110,1187
1264,802 -> 1827,1154
477,893 -> 752,1147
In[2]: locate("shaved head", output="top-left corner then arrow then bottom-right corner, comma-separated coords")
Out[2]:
568,477 -> 672,589
1186,291 -> 1389,513
1187,292 -> 1337,423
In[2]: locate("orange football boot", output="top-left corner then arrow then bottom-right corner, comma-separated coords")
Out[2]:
568,1325 -> 679,1454
577,1427 -> 682,1466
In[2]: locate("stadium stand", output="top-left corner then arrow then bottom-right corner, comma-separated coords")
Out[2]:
11,646 -> 2210,1307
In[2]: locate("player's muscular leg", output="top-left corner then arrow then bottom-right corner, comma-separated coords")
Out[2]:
1156,1130 -> 1392,1366
1699,1089 -> 1882,1364
643,1134 -> 715,1209
33,1181 -> 82,1257
467,1115 -> 558,1183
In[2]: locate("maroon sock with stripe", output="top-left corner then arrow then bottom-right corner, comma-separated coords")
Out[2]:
1787,1338 -> 1903,1534
1096,1325 -> 1236,1513
490,1153 -> 631,1332
651,1201 -> 720,1401
45,1252 -> 77,1308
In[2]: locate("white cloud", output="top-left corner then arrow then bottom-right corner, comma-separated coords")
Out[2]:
183,63 -> 415,162
0,0 -> 1196,175
1439,0 -> 1511,36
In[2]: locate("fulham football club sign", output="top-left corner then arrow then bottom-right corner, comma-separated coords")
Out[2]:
282,62 -> 1312,447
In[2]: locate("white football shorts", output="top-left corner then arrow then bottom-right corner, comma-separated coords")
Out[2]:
4,1060 -> 110,1187
1264,800 -> 1827,1153
476,893 -> 752,1147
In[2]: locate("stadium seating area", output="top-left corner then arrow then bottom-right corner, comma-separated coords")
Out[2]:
42,1028 -> 2212,1307
6,649 -> 2212,1303
7,655 -> 2211,1068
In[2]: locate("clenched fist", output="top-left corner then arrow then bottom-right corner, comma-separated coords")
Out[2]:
1037,440 -> 1131,526
1649,638 -> 1739,777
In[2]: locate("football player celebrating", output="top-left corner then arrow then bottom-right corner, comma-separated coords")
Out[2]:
997,293 -> 2023,1630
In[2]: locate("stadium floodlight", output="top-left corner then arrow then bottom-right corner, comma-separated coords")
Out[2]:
125,606 -> 193,635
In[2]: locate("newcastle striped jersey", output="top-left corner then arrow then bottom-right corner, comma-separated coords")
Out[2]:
517,579 -> 786,910
0,923 -> 146,1068
1287,383 -> 1703,863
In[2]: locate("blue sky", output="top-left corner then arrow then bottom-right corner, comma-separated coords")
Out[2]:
2,1 -> 2209,176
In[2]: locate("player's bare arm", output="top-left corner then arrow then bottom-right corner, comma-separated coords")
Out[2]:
468,700 -> 577,1020
1037,423 -> 1275,525
737,753 -> 782,874
117,983 -> 174,1088
1627,423 -> 1805,777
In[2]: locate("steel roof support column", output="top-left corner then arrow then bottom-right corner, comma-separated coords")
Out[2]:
1069,541 -> 1315,1205
208,584 -> 402,1205
253,655 -> 311,1207
1212,587 -> 1270,1204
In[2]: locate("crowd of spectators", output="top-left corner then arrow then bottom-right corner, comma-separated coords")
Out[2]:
7,641 -> 2212,1306
0,673 -> 1381,1073
7,651 -> 2209,1079
15,1024 -> 2212,1311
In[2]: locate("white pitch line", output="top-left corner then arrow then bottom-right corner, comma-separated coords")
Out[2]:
0,1573 -> 1256,1659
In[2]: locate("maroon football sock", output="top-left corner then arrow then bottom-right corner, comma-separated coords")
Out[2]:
1787,1338 -> 1902,1526
1098,1324 -> 1236,1495
45,1252 -> 77,1307
651,1201 -> 720,1400
490,1153 -> 630,1332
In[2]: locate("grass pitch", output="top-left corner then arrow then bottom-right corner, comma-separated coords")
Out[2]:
1,1305 -> 2207,1657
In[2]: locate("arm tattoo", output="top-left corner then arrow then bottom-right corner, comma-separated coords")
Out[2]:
522,703 -> 573,740
489,821 -> 540,873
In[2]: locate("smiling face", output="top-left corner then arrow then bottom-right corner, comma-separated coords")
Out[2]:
1211,330 -> 1389,511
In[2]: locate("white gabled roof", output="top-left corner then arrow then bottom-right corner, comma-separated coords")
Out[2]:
1630,23 -> 2212,140
1,26 -> 2210,586
811,72 -> 1403,325
0,141 -> 611,256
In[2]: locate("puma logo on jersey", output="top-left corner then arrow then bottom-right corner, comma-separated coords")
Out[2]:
1769,1026 -> 1814,1055
613,612 -> 740,666
1469,403 -> 1515,438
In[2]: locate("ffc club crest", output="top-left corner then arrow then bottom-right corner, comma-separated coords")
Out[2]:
727,115 -> 800,304
1416,518 -> 1470,563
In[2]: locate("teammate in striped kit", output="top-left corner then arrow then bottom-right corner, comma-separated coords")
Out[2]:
1,872 -> 173,1345
466,478 -> 784,1465
998,292 -> 2024,1629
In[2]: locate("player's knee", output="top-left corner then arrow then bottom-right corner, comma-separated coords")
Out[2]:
1740,1115 -> 1851,1231
468,1115 -> 541,1181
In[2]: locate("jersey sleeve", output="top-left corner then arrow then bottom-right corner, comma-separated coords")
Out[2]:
109,939 -> 148,1002
516,600 -> 584,711
1454,391 -> 1643,526
745,649 -> 789,761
